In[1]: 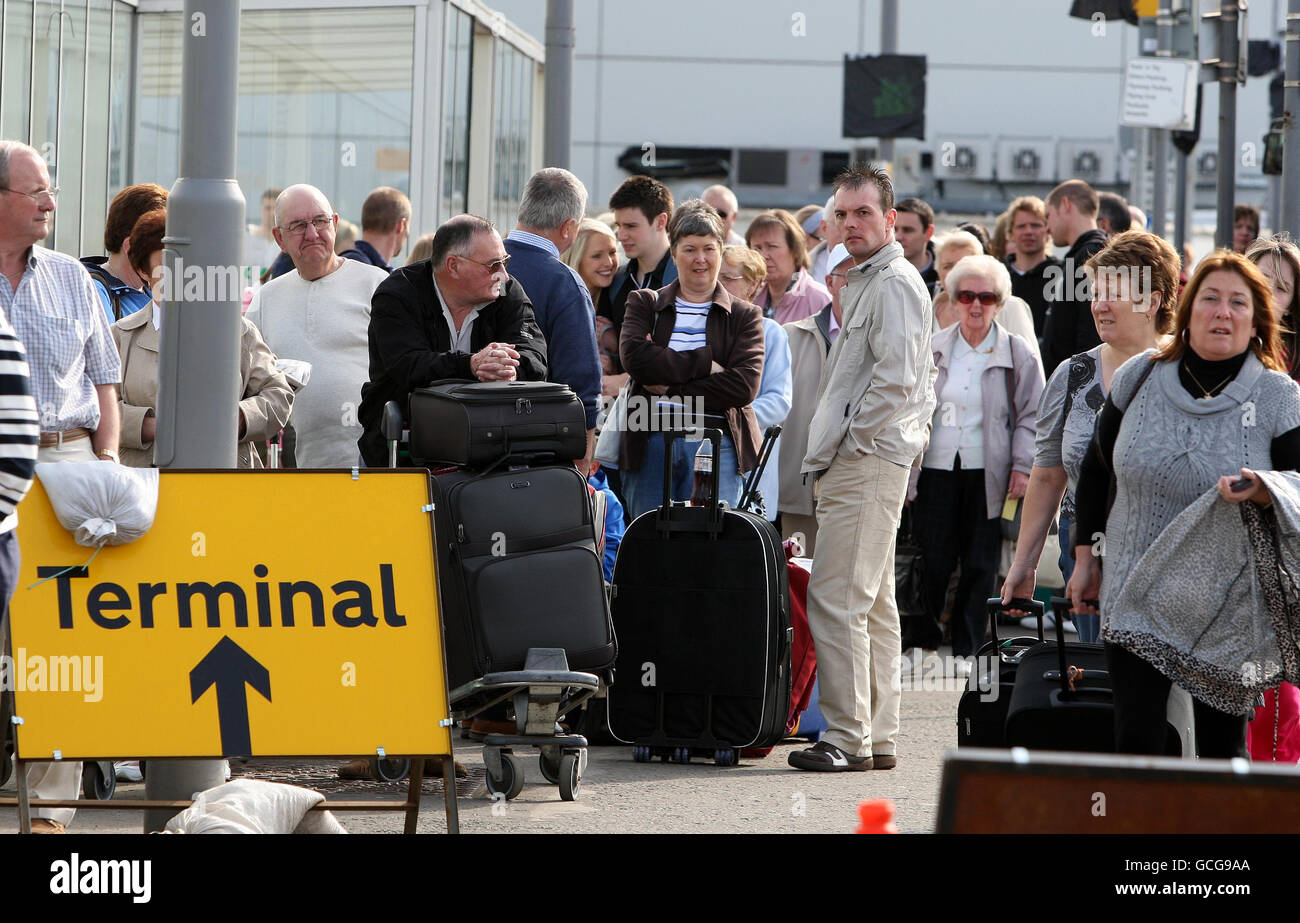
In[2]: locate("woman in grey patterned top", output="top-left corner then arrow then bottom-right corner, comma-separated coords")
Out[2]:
1071,251 -> 1300,758
1001,231 -> 1179,642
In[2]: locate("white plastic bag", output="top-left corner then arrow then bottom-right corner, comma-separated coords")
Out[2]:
164,779 -> 347,834
36,461 -> 159,546
593,384 -> 627,468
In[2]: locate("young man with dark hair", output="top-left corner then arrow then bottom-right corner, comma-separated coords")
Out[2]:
1040,179 -> 1107,375
894,196 -> 938,292
598,175 -> 677,346
82,183 -> 169,323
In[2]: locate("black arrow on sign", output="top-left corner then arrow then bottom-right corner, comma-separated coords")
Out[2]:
189,636 -> 272,757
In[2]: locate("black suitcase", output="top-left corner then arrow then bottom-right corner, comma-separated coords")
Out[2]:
431,462 -> 616,696
1003,597 -> 1181,754
410,379 -> 586,468
606,428 -> 791,765
956,598 -> 1045,747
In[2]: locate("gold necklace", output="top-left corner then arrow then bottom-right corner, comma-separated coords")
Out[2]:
1182,360 -> 1232,398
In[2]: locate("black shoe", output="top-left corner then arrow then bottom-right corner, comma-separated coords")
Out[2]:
788,741 -> 872,772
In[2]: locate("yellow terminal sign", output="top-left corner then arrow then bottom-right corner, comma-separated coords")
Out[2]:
6,471 -> 452,760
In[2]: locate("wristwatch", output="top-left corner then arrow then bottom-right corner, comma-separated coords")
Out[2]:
96,449 -> 120,463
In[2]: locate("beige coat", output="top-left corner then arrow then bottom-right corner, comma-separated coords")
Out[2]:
778,305 -> 834,517
112,302 -> 294,468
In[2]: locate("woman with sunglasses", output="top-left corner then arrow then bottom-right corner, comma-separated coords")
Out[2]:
904,254 -> 1044,659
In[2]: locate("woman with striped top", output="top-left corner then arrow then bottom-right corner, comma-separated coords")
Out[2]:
618,200 -> 765,520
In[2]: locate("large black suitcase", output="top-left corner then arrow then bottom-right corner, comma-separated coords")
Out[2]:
956,598 -> 1045,747
410,379 -> 586,468
431,462 -> 616,696
1003,597 -> 1182,754
606,428 -> 791,765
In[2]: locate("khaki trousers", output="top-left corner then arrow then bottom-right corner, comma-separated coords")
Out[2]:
23,438 -> 97,823
806,452 -> 909,757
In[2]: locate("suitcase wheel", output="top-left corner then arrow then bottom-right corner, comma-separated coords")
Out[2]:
81,762 -> 115,801
558,752 -> 581,802
671,747 -> 692,764
485,752 -> 525,801
632,745 -> 652,763
539,748 -> 562,783
713,748 -> 738,767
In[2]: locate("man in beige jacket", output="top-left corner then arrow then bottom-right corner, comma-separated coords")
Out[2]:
788,166 -> 937,773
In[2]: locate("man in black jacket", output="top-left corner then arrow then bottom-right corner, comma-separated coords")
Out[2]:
1040,179 -> 1108,376
357,214 -> 547,465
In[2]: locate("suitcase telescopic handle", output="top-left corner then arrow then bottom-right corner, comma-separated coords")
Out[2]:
985,597 -> 1044,651
739,424 -> 782,512
382,401 -> 405,468
1049,596 -> 1098,698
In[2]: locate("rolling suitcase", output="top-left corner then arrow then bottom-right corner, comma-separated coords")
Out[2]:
607,428 -> 791,765
430,462 -> 616,696
956,598 -> 1045,747
409,379 -> 587,468
1003,597 -> 1182,754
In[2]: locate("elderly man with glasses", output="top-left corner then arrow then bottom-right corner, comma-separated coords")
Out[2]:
246,183 -> 390,467
0,139 -> 118,833
357,214 -> 547,467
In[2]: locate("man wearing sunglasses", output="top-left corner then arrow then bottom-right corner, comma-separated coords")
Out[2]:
357,214 -> 547,467
246,184 -> 390,468
703,185 -> 745,247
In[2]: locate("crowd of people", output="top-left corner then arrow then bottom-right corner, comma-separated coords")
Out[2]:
3,128 -> 1300,825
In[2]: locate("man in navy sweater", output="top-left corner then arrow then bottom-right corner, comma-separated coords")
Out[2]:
503,168 -> 602,467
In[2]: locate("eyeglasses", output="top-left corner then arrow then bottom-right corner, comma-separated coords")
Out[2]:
1,186 -> 58,203
278,215 -> 334,237
456,253 -> 511,275
827,272 -> 849,281
719,273 -> 747,283
955,290 -> 999,306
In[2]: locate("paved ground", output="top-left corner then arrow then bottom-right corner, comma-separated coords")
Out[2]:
1,681 -> 965,835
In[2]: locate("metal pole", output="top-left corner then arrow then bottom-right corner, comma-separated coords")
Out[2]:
1175,146 -> 1191,251
1216,0 -> 1240,248
1283,0 -> 1300,233
144,0 -> 244,832
1152,0 -> 1174,238
543,0 -> 574,169
878,0 -> 898,167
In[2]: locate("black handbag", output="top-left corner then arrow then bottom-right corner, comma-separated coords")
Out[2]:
895,507 -> 926,619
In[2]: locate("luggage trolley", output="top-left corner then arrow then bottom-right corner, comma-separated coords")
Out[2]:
382,395 -> 608,801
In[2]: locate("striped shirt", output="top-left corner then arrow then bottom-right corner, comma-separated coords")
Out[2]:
668,298 -> 711,352
0,310 -> 40,534
0,246 -> 121,433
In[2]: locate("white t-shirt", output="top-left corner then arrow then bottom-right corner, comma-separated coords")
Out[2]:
246,259 -> 389,467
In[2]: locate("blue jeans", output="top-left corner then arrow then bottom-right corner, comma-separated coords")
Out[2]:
1058,514 -> 1099,642
621,432 -> 743,521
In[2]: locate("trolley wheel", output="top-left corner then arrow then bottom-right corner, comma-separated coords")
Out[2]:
632,745 -> 651,763
558,752 -> 581,801
486,752 -> 525,801
375,758 -> 410,782
81,762 -> 115,801
539,748 -> 562,783
713,748 -> 738,767
672,746 -> 691,764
